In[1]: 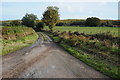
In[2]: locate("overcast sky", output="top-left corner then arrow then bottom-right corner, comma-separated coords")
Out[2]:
1,1 -> 119,20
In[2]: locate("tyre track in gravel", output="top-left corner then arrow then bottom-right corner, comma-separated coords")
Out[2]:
2,32 -> 53,78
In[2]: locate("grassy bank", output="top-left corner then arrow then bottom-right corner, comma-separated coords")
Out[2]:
45,26 -> 119,37
1,27 -> 38,55
45,31 -> 119,79
60,44 -> 119,79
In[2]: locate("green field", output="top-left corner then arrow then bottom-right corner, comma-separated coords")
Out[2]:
45,26 -> 119,37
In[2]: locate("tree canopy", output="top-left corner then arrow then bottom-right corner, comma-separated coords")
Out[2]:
42,6 -> 60,31
22,13 -> 38,28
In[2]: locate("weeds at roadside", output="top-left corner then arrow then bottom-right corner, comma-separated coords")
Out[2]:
45,30 -> 120,79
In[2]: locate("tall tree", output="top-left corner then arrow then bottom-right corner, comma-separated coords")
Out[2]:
42,6 -> 60,31
22,13 -> 38,28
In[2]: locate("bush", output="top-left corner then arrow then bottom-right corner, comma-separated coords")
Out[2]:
85,17 -> 101,27
36,22 -> 45,31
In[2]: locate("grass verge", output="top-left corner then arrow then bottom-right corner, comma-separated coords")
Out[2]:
60,43 -> 119,79
40,32 -> 47,41
1,33 -> 38,55
46,32 -> 119,79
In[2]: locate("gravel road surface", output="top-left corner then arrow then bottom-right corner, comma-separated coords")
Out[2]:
2,32 -> 110,78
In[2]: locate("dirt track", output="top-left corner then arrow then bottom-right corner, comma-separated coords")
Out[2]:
2,32 -> 110,78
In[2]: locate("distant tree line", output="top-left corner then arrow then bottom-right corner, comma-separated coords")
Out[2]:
1,20 -> 22,26
1,18 -> 119,28
56,18 -> 120,27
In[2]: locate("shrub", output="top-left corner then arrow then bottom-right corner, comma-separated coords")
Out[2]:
36,22 -> 45,31
85,17 -> 101,26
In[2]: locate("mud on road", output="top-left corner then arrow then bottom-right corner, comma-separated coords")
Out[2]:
2,32 -> 110,78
